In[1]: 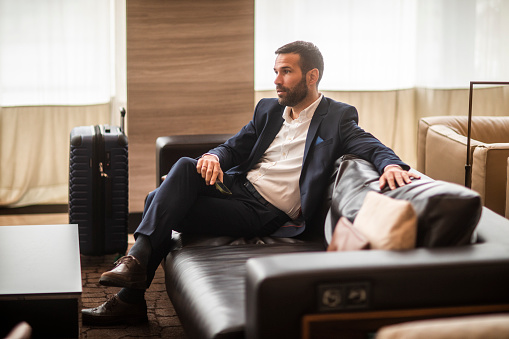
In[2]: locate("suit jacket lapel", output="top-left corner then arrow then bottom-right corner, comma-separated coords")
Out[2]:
248,105 -> 285,170
303,97 -> 328,166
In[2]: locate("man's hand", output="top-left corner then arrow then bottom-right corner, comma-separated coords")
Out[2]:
379,165 -> 421,190
196,154 -> 223,185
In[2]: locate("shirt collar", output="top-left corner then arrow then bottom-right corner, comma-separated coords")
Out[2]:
282,94 -> 323,123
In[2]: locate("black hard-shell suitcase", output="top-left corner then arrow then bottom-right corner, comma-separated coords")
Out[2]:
69,109 -> 128,255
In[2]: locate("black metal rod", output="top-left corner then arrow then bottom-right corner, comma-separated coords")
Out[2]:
465,82 -> 474,187
464,81 -> 509,188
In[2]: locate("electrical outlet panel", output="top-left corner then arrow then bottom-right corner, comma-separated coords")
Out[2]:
317,282 -> 370,312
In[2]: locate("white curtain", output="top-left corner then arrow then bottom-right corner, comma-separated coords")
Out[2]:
255,0 -> 509,91
0,0 -> 115,106
0,0 -> 126,207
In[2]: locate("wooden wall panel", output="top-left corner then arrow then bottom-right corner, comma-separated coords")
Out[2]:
127,0 -> 254,212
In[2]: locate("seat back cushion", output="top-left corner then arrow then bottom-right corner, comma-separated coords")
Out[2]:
156,134 -> 233,186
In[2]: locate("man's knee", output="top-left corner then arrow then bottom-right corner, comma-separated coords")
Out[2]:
170,157 -> 198,174
144,190 -> 157,209
160,157 -> 202,190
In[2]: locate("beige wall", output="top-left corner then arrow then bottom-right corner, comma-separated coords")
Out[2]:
127,0 -> 254,212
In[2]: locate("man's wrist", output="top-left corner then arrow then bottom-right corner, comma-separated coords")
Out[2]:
383,164 -> 403,172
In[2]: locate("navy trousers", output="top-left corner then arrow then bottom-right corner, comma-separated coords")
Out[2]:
134,157 -> 288,285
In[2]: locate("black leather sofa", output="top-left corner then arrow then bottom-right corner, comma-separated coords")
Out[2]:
157,134 -> 509,339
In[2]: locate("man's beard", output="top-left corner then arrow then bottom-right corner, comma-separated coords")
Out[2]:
277,76 -> 308,107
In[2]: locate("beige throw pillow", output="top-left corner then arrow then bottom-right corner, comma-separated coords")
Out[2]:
354,191 -> 417,250
327,217 -> 370,252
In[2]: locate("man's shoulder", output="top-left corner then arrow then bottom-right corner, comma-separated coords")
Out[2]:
254,96 -> 356,115
322,96 -> 356,111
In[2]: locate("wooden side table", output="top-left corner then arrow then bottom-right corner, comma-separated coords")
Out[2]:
0,224 -> 82,338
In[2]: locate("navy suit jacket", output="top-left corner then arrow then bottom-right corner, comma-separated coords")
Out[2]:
209,97 -> 409,230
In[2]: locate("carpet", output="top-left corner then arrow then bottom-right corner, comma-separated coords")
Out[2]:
79,237 -> 186,338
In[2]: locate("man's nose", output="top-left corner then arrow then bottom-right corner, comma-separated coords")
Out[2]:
274,74 -> 282,85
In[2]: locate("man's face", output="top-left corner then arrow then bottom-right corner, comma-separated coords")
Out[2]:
274,53 -> 308,107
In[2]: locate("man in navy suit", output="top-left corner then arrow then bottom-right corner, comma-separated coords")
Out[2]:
83,41 -> 419,324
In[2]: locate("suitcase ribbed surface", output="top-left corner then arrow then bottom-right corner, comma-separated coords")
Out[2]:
69,125 -> 128,255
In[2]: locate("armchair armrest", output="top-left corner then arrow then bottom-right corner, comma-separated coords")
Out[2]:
155,134 -> 233,187
417,116 -> 470,172
472,144 -> 509,214
425,124 -> 509,215
424,124 -> 482,186
506,157 -> 509,218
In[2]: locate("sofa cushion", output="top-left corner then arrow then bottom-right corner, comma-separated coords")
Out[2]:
324,155 -> 482,248
164,240 -> 324,339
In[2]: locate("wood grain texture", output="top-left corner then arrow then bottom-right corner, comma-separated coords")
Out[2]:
127,0 -> 254,212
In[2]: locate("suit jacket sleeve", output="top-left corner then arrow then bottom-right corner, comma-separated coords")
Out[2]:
337,105 -> 409,173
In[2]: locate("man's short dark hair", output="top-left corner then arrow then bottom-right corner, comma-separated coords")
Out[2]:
275,41 -> 324,84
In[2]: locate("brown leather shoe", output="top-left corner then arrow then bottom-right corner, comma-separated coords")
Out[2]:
82,294 -> 148,325
99,255 -> 147,289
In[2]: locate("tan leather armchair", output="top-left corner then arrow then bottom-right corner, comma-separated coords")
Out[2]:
507,158 -> 509,218
417,116 -> 509,217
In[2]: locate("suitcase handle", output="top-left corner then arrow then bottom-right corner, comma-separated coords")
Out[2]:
120,107 -> 126,134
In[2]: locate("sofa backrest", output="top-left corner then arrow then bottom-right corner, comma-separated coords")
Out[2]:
155,134 -> 233,187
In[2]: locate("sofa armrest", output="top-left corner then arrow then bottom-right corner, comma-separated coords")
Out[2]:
155,134 -> 233,187
245,242 -> 509,339
476,207 -> 509,244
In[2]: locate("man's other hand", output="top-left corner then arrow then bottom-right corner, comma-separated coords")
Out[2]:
196,154 -> 223,185
379,165 -> 421,190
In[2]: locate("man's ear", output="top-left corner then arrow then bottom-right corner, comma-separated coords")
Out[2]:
307,68 -> 319,86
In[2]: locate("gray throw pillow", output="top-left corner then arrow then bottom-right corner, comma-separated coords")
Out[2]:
324,155 -> 482,248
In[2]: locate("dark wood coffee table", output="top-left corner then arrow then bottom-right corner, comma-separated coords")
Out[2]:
0,224 -> 82,338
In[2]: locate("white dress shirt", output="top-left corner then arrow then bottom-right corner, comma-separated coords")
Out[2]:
246,95 -> 323,219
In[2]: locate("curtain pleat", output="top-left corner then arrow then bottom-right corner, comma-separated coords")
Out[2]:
0,104 -> 110,207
